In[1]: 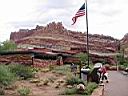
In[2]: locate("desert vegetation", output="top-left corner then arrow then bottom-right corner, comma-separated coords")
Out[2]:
0,40 -> 17,52
0,63 -> 99,96
0,41 -> 100,96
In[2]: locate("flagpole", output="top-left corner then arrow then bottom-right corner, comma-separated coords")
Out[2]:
85,0 -> 89,67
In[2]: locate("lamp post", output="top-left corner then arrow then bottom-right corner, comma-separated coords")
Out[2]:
117,40 -> 121,71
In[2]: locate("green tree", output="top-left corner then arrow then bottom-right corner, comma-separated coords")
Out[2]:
74,52 -> 88,64
0,40 -> 17,51
74,53 -> 88,78
116,54 -> 124,65
116,53 -> 128,68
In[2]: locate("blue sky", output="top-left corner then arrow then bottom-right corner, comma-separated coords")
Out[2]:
0,0 -> 128,41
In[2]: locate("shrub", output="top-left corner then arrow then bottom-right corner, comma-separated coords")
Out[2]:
49,65 -> 54,71
17,87 -> 31,96
66,75 -> 85,85
48,77 -> 56,83
74,53 -> 88,64
8,64 -> 34,80
31,67 -> 39,73
62,82 -> 97,95
0,65 -> 16,86
0,40 -> 17,51
52,65 -> 70,75
85,82 -> 98,95
121,62 -> 128,68
61,88 -> 77,95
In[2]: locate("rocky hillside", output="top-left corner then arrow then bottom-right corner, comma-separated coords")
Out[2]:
10,22 -> 119,53
120,33 -> 128,54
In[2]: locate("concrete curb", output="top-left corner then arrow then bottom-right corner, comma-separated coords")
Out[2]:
91,84 -> 104,96
119,71 -> 128,76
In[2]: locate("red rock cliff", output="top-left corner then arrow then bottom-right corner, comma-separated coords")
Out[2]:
10,22 -> 119,53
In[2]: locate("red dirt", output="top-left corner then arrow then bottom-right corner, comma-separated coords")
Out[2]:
5,71 -> 66,96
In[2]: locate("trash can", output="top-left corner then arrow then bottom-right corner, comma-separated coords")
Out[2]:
90,68 -> 101,84
81,68 -> 90,81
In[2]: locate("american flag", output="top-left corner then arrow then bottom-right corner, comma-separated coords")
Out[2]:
72,3 -> 85,25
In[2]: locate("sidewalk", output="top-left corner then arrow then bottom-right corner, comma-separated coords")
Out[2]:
104,71 -> 128,96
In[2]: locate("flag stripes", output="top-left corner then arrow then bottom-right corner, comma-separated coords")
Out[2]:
72,3 -> 85,25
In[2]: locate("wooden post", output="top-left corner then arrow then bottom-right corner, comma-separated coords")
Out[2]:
32,54 -> 34,65
80,62 -> 82,79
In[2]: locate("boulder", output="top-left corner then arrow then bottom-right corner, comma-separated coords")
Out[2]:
76,84 -> 85,91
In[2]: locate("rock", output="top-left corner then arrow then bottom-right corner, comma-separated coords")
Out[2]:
57,79 -> 65,83
34,74 -> 39,78
40,68 -> 50,72
8,21 -> 119,66
5,84 -> 17,90
66,85 -> 73,89
125,68 -> 128,72
76,84 -> 85,91
36,82 -> 44,87
10,22 -> 118,55
43,79 -> 49,85
30,79 -> 40,83
55,83 -> 60,88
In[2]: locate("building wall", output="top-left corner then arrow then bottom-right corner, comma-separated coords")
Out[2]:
0,54 -> 63,67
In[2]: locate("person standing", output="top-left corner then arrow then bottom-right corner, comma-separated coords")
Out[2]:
71,63 -> 77,76
99,65 -> 109,83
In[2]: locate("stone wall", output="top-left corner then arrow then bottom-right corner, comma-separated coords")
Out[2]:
0,54 -> 63,67
0,54 -> 32,65
33,59 -> 58,67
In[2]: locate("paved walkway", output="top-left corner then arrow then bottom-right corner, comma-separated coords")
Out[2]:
104,71 -> 128,96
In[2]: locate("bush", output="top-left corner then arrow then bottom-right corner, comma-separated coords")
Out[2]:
66,75 -> 85,85
74,53 -> 88,64
0,65 -> 16,86
61,88 -> 77,95
62,82 -> 97,95
31,67 -> 39,73
0,40 -> 17,51
85,82 -> 98,95
17,87 -> 31,96
8,64 -> 34,80
49,65 -> 54,71
52,65 -> 70,75
121,62 -> 128,68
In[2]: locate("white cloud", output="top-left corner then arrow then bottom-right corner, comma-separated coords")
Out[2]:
0,0 -> 128,42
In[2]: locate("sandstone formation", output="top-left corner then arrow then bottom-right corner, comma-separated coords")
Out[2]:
10,22 -> 119,53
9,22 -> 121,65
120,33 -> 128,55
